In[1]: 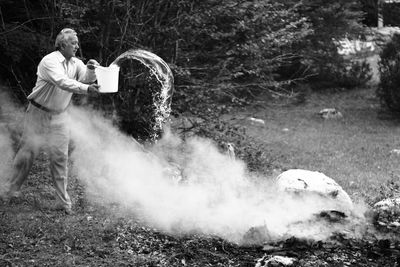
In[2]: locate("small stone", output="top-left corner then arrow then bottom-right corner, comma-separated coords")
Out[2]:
248,117 -> 265,125
318,108 -> 343,119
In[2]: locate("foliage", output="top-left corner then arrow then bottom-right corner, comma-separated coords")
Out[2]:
315,58 -> 372,89
377,33 -> 400,112
382,2 -> 400,27
359,0 -> 378,27
297,0 -> 369,89
0,0 -> 369,98
178,1 -> 312,84
0,0 -> 371,140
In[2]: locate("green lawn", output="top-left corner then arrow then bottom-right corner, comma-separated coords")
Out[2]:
233,87 -> 400,204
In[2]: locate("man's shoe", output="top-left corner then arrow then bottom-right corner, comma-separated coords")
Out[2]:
64,206 -> 73,215
53,203 -> 73,215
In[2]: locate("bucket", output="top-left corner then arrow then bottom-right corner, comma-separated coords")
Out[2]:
95,65 -> 120,93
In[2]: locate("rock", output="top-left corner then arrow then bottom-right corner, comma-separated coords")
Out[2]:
248,117 -> 265,125
255,255 -> 296,267
318,108 -> 343,119
390,149 -> 400,156
373,198 -> 400,233
275,169 -> 353,214
374,198 -> 400,210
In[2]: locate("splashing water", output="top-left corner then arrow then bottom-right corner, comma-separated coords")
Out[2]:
111,49 -> 174,141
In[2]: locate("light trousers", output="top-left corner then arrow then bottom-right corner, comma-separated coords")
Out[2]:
8,103 -> 72,208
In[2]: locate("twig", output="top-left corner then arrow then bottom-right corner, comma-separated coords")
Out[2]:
0,17 -> 54,35
0,6 -> 7,45
10,66 -> 27,99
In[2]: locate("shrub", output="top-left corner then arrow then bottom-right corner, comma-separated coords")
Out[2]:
315,58 -> 372,89
382,2 -> 400,27
377,33 -> 400,112
298,0 -> 368,89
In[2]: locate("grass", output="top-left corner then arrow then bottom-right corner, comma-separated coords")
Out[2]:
228,87 -> 400,205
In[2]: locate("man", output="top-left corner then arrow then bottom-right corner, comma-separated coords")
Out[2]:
4,28 -> 100,214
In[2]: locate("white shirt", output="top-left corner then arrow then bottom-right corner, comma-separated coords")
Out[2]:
27,51 -> 96,111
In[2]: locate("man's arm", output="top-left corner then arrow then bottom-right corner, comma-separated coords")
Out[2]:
77,59 -> 98,84
39,57 -> 90,94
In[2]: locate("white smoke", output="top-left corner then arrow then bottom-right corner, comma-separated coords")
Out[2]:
0,89 -> 24,195
68,106 -> 366,243
0,86 -> 367,243
0,94 -> 368,243
0,129 -> 13,195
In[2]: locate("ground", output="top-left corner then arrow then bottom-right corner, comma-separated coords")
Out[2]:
1,87 -> 400,266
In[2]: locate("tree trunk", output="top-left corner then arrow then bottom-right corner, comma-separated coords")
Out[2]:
99,0 -> 115,64
378,0 -> 384,27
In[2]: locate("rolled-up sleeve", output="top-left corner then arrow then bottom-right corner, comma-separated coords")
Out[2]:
76,60 -> 97,84
39,57 -> 89,94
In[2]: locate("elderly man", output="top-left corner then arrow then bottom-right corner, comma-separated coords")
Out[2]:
4,28 -> 100,214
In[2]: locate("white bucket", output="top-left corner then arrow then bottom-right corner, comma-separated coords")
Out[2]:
95,65 -> 120,93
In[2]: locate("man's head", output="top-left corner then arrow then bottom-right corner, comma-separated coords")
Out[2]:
55,28 -> 79,60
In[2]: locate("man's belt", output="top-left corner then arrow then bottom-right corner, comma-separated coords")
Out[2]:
29,100 -> 65,115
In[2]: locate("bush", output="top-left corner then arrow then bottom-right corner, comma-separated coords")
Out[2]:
377,33 -> 400,112
298,0 -> 368,89
314,57 -> 372,89
382,2 -> 400,27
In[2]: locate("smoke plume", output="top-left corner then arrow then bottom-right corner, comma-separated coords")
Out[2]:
0,88 -> 367,243
67,107 -> 366,243
0,90 -> 24,195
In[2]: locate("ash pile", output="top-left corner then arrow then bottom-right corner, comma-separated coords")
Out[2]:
246,169 -> 400,266
242,169 -> 363,246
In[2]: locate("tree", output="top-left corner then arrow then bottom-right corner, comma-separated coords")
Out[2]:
296,0 -> 369,88
0,0 -> 369,105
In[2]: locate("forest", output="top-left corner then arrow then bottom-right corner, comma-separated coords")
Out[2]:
0,0 -> 384,101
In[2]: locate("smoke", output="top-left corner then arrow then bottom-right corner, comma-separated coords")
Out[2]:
0,128 -> 13,195
0,89 -> 24,195
68,106 -> 367,244
0,87 -> 368,243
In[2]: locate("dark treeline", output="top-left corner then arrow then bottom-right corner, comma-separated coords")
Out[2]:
0,0 -> 381,105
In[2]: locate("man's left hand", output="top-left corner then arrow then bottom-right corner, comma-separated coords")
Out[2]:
87,59 -> 100,70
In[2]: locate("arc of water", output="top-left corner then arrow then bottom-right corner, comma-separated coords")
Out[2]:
111,49 -> 175,140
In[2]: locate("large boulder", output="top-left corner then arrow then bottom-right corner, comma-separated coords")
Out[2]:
241,169 -> 358,244
275,169 -> 353,215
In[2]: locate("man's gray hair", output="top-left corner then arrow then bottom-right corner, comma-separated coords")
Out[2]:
54,28 -> 77,50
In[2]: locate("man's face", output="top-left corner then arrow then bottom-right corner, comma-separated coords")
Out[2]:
61,34 -> 79,59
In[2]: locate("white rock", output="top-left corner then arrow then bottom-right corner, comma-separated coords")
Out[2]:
390,149 -> 400,155
374,198 -> 400,211
248,117 -> 265,125
318,108 -> 343,119
373,198 -> 400,232
255,255 -> 296,267
275,169 -> 353,213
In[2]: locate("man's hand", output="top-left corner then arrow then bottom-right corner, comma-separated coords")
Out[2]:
88,83 -> 100,95
87,59 -> 100,70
